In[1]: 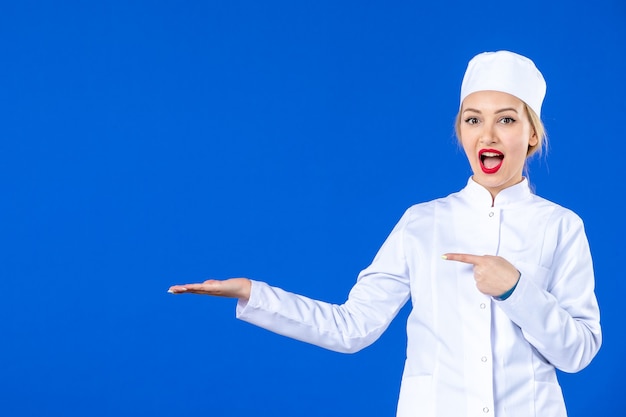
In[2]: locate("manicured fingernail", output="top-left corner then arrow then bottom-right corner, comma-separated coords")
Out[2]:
441,255 -> 448,260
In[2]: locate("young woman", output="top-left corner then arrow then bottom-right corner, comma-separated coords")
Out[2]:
169,50 -> 601,417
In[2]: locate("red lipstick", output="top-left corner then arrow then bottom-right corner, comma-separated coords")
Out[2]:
479,149 -> 504,174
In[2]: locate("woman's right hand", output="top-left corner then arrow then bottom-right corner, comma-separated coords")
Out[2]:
168,278 -> 252,300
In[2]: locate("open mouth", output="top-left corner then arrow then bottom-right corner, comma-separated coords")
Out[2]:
479,149 -> 504,174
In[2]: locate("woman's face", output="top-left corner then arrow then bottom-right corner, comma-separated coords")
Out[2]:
458,90 -> 537,198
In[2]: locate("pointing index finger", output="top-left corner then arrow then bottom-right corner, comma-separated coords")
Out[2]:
442,253 -> 482,265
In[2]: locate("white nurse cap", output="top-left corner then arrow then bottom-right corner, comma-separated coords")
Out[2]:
460,50 -> 547,117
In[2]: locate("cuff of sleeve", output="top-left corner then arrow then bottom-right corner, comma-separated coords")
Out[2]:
236,279 -> 263,318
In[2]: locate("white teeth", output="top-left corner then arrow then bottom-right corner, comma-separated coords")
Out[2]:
482,152 -> 502,157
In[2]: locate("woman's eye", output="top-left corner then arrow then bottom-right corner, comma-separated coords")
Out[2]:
464,117 -> 479,125
499,117 -> 516,124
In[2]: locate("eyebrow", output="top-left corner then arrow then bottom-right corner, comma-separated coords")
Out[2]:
462,107 -> 519,114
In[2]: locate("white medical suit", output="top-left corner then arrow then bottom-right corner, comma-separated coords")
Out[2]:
236,178 -> 602,417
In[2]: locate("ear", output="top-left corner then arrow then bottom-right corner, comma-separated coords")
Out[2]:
529,130 -> 538,147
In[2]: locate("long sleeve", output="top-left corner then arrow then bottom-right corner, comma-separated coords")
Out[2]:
236,212 -> 412,353
495,211 -> 602,373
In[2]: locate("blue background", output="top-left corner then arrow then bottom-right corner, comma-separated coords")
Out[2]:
1,1 -> 624,416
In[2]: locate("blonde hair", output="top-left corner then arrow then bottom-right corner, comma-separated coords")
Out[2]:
454,103 -> 547,158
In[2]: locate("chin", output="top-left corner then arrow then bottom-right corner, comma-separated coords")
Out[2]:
473,173 -> 505,189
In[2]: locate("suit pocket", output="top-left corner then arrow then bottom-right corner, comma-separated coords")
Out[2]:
515,260 -> 552,291
533,381 -> 567,416
396,375 -> 433,417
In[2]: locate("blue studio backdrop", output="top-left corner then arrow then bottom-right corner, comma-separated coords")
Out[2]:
1,1 -> 625,416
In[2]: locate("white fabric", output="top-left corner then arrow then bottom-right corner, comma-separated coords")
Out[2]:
236,178 -> 601,417
460,51 -> 547,117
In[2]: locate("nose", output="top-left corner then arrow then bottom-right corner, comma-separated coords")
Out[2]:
479,122 -> 498,145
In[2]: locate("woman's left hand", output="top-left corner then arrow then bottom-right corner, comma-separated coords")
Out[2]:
442,253 -> 520,297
